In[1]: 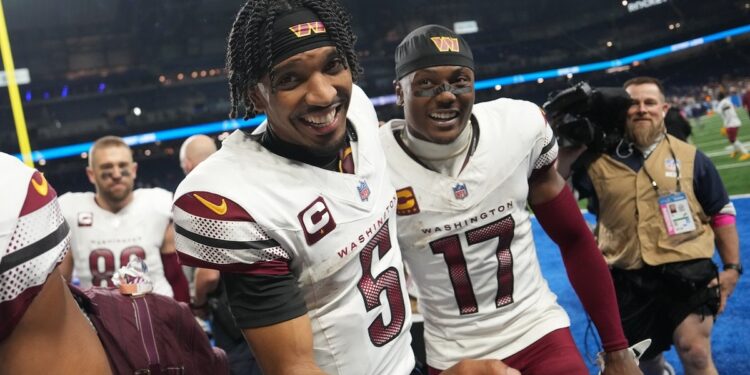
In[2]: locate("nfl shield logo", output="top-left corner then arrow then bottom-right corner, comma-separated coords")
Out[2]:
452,183 -> 469,200
357,180 -> 370,202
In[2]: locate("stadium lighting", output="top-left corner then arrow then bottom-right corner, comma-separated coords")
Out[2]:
16,23 -> 750,163
454,20 -> 479,35
133,107 -> 142,116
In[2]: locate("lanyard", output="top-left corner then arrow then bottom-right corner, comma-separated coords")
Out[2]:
640,136 -> 681,193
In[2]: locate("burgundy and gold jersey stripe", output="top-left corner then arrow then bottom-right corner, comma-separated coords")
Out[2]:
173,192 -> 291,276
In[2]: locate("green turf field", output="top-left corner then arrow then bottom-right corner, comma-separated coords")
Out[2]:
691,106 -> 750,196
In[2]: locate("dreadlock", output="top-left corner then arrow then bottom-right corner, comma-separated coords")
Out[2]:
226,0 -> 362,119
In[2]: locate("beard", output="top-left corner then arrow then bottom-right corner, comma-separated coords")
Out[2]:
100,183 -> 133,204
627,120 -> 665,148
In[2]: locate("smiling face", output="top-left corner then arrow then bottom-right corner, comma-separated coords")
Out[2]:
625,82 -> 669,148
250,46 -> 352,157
397,65 -> 475,144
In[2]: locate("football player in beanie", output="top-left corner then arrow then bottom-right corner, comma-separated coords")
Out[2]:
172,2 -> 518,375
380,24 -> 643,375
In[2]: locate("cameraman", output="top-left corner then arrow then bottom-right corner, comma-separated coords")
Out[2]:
558,77 -> 741,375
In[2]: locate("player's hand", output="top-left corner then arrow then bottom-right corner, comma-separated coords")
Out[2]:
602,348 -> 643,375
709,270 -> 739,314
442,359 -> 521,375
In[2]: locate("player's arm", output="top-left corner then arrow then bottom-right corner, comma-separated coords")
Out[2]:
241,314 -> 324,375
221,270 -> 315,375
173,191 -> 318,373
160,222 -> 190,303
529,166 -> 638,373
442,359 -> 519,375
59,249 -> 74,282
0,167 -> 111,373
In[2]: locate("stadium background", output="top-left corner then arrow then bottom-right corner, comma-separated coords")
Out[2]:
0,0 -> 748,373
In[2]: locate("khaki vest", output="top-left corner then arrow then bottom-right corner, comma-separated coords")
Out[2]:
587,135 -> 714,269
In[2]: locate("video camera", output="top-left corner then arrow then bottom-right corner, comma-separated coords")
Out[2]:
543,81 -> 632,153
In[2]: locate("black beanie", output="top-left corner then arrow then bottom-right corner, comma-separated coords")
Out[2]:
395,24 -> 474,80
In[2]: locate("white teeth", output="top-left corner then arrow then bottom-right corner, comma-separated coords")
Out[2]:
303,108 -> 336,127
430,112 -> 458,120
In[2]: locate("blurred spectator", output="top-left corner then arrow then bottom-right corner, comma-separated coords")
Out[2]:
180,134 -> 220,175
58,136 -> 190,302
715,92 -> 750,160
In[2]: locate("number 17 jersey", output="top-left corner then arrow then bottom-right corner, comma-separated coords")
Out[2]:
380,98 -> 569,370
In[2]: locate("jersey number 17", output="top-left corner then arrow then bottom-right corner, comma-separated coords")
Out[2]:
430,215 -> 515,315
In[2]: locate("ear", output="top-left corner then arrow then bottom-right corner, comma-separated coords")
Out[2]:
662,102 -> 670,116
131,162 -> 138,179
394,79 -> 404,107
86,166 -> 96,185
249,84 -> 269,113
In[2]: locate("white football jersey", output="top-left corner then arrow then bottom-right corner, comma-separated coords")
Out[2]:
58,188 -> 174,297
716,97 -> 741,128
0,153 -> 69,341
173,85 -> 415,375
380,98 -> 569,369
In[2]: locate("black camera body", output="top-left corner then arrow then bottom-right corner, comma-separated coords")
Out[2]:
543,81 -> 632,153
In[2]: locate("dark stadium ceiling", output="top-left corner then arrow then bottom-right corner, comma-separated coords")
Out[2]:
2,0 -> 749,85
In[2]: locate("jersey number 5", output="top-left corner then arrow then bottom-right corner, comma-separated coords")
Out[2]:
430,215 -> 515,315
89,246 -> 146,286
357,221 -> 407,347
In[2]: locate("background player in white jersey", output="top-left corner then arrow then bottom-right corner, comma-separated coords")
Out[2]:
380,25 -> 642,375
0,152 -> 112,374
172,1 -> 518,375
715,92 -> 750,160
59,135 -> 189,303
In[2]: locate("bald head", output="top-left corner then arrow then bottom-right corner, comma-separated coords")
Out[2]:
179,135 -> 217,174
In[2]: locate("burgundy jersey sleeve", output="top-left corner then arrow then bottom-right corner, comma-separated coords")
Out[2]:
172,191 -> 292,275
172,191 -> 307,327
0,171 -> 70,342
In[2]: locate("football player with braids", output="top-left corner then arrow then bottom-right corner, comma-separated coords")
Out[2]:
173,1 -> 519,374
380,25 -> 643,375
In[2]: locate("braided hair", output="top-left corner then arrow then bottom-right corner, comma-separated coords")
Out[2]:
227,0 -> 361,119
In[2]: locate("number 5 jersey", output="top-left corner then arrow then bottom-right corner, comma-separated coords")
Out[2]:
380,98 -> 569,370
58,188 -> 174,297
172,85 -> 414,375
